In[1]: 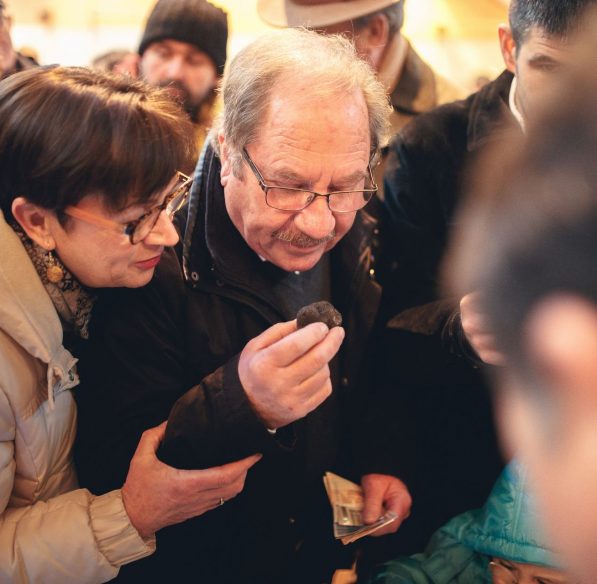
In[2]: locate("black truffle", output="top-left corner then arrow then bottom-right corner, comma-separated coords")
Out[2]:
296,301 -> 343,329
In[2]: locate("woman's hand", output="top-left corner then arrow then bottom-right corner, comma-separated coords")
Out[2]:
121,422 -> 261,538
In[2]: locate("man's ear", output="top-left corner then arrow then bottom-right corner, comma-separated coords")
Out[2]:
524,295 -> 597,410
355,13 -> 390,69
498,24 -> 517,74
360,13 -> 390,48
11,197 -> 56,250
218,133 -> 233,187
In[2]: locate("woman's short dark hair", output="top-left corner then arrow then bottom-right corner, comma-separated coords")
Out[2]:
0,66 -> 197,222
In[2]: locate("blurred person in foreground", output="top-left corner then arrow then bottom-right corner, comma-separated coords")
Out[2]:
444,63 -> 597,583
0,66 -> 259,583
370,461 -> 575,584
358,0 -> 597,562
0,0 -> 37,79
137,0 -> 228,149
75,28 -> 411,583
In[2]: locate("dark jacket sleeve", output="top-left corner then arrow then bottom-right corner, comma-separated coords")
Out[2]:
158,355 -> 284,469
381,102 -> 470,316
74,249 -> 277,495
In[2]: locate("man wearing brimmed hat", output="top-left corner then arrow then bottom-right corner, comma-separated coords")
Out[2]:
257,0 -> 463,138
138,0 -> 228,148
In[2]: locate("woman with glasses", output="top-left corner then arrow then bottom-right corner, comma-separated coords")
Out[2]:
0,66 -> 260,583
368,461 -> 575,584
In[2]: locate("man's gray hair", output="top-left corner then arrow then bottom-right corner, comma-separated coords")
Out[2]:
211,28 -> 391,177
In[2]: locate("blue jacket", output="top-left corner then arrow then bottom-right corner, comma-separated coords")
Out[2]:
369,462 -> 564,583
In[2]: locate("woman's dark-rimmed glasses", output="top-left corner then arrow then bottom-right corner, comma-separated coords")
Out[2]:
64,171 -> 192,244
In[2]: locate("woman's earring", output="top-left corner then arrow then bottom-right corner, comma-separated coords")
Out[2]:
45,250 -> 64,283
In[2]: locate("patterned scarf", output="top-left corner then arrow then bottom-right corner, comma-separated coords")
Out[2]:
14,225 -> 95,339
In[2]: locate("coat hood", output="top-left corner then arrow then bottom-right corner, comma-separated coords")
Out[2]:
441,461 -> 562,569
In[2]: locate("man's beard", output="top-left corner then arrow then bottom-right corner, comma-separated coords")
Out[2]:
158,80 -> 215,123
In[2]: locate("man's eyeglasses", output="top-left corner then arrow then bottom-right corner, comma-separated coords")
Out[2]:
242,148 -> 377,213
64,171 -> 192,244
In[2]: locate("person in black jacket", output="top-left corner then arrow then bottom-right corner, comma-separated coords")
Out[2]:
384,0 -> 597,356
75,29 -> 411,584
445,79 -> 597,584
360,0 -> 597,569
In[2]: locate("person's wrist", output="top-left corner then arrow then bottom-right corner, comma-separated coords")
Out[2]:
122,483 -> 154,539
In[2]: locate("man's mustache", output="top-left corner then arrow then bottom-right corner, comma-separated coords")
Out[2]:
272,229 -> 336,248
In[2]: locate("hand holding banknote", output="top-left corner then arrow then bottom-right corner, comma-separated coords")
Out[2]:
324,472 -> 411,544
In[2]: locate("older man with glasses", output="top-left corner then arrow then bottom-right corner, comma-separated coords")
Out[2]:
75,28 -> 411,584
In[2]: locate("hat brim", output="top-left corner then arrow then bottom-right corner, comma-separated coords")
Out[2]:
257,0 -> 401,28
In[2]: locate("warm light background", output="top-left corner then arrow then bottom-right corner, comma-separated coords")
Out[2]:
10,0 -> 509,91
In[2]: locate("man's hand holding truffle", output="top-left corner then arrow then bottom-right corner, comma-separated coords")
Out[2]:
238,319 -> 345,430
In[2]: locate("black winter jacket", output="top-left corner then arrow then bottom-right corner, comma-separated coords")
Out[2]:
382,70 -> 518,311
75,146 -> 386,583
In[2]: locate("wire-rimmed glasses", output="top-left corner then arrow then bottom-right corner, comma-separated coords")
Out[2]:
242,148 -> 377,213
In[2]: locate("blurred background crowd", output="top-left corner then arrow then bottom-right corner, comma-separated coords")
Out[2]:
10,0 -> 508,93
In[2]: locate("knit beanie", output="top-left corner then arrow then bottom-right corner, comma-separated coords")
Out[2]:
139,0 -> 228,75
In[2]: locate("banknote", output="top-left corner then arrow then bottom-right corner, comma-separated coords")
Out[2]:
323,472 -> 398,545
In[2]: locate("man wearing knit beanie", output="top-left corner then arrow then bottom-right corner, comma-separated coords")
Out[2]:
139,0 -> 228,146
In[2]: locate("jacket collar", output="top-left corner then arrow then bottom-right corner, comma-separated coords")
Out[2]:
0,212 -> 78,406
378,32 -> 409,96
389,38 -> 438,116
466,70 -> 518,152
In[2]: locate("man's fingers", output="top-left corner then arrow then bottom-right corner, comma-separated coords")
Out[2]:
461,311 -> 491,335
384,489 -> 412,520
361,482 -> 385,525
477,350 -> 506,366
246,320 -> 298,352
361,475 -> 412,527
268,322 -> 345,370
262,322 -> 339,368
287,326 -> 345,379
368,518 -> 401,537
297,376 -> 333,414
460,291 -> 481,310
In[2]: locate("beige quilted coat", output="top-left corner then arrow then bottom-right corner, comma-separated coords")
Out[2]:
0,213 -> 155,583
